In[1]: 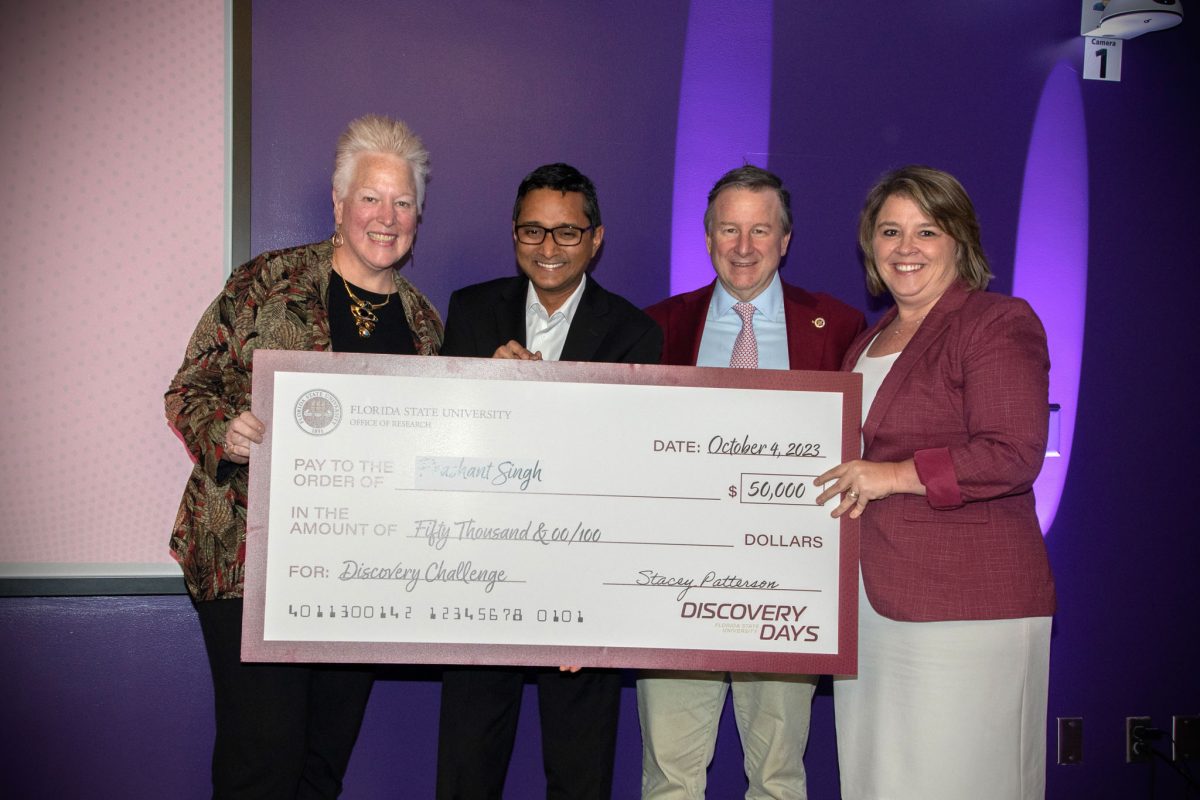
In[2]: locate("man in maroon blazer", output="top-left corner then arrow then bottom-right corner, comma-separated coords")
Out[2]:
638,165 -> 864,799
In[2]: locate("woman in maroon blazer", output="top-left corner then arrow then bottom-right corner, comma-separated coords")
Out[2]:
815,166 -> 1055,799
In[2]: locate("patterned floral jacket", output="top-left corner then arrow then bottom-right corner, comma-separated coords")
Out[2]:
165,240 -> 443,601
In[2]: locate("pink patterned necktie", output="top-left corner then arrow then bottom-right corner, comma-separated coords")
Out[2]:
729,301 -> 758,368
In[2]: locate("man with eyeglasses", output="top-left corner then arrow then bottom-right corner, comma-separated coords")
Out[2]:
435,162 -> 662,799
637,165 -> 864,799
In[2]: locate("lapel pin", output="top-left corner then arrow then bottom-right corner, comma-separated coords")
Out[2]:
812,317 -> 826,329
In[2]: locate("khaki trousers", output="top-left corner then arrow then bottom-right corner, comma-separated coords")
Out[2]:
637,670 -> 817,799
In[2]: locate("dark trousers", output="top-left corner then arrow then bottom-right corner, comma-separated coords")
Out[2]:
196,599 -> 375,799
436,666 -> 621,799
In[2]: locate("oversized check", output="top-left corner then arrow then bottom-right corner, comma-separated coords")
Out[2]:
243,350 -> 861,674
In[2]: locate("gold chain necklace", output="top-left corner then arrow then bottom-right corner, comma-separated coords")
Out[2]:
888,314 -> 926,338
341,274 -> 392,338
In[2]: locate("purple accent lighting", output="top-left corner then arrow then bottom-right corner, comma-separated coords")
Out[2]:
669,0 -> 774,295
1012,60 -> 1088,535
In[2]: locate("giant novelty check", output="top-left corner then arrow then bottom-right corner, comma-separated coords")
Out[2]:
243,350 -> 861,674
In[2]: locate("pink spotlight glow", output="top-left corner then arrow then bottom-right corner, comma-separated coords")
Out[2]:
669,0 -> 774,295
1012,60 -> 1088,535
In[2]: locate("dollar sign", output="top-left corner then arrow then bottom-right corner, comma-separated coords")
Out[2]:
728,485 -> 738,498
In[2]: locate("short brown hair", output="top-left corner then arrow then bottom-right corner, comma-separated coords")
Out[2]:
858,165 -> 992,296
704,165 -> 792,235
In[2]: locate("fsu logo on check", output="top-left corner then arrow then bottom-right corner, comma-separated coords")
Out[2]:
294,389 -> 342,436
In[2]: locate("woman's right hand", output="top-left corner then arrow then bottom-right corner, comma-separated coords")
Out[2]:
814,458 -> 923,519
224,410 -> 265,464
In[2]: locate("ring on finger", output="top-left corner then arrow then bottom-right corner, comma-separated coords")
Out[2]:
846,489 -> 860,500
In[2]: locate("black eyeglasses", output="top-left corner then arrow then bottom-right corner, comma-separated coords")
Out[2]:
514,224 -> 595,247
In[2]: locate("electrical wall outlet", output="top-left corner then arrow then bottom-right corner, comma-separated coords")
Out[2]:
1174,715 -> 1199,762
1127,716 -> 1152,763
1057,717 -> 1083,765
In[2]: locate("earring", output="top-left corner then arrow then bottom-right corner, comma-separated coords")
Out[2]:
331,224 -> 344,248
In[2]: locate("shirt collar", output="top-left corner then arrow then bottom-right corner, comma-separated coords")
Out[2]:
526,273 -> 588,324
711,271 -> 783,321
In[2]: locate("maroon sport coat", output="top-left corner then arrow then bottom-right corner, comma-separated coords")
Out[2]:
644,279 -> 865,370
849,281 -> 1056,622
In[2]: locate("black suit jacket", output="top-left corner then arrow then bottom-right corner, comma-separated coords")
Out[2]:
440,275 -> 663,363
435,273 -> 661,800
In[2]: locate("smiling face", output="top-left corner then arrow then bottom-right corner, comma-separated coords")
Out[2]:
871,193 -> 960,314
332,152 -> 418,290
513,188 -> 603,314
706,188 -> 791,303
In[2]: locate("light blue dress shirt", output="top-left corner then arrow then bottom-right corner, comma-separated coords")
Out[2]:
695,272 -> 788,370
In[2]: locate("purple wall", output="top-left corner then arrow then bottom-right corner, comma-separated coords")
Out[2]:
3,2 -> 1198,797
767,3 -> 1071,312
1047,15 -> 1200,797
0,597 -> 213,797
249,0 -> 690,314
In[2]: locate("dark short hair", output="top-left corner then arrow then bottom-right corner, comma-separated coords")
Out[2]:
704,165 -> 793,234
858,165 -> 993,296
512,163 -> 602,228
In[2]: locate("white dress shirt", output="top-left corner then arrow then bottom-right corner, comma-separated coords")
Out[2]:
525,274 -> 587,362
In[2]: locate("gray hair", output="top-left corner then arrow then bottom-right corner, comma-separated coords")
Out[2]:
703,165 -> 793,235
331,114 -> 430,211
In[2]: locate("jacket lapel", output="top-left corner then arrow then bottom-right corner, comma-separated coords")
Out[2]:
560,277 -> 608,362
494,277 -> 529,348
780,282 -> 823,369
684,282 -> 716,366
861,282 -> 971,450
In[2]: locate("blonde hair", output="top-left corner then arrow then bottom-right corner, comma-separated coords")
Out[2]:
332,114 -> 430,211
858,165 -> 993,295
